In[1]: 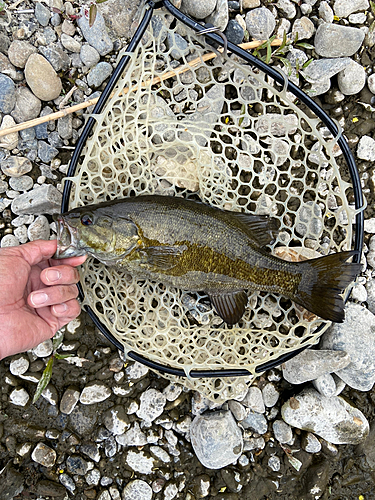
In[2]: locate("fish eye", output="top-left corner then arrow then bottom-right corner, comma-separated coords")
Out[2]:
81,214 -> 93,226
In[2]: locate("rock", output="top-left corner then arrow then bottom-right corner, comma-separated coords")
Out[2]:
337,59 -> 366,95
190,411 -> 243,469
255,113 -> 298,136
277,0 -> 296,19
116,422 -> 147,447
122,480 -> 153,500
35,1 -> 50,26
366,279 -> 375,314
351,283 -> 368,302
291,16 -> 315,40
166,32 -> 189,60
272,419 -> 293,444
245,7 -> 276,40
39,45 -> 70,72
41,384 -> 59,406
10,355 -> 30,376
333,0 -> 369,18
77,8 -> 113,56
59,473 -> 75,493
69,405 -> 98,435
163,383 -> 183,401
282,349 -> 351,385
38,141 -> 59,163
365,221 -> 375,234
206,0 -> 229,32
126,450 -> 155,475
9,176 -> 33,192
36,480 -> 66,498
0,115 -> 18,150
0,74 -> 16,114
287,48 -> 308,68
349,12 -> 367,23
25,54 -> 62,101
0,53 -> 20,81
228,400 -> 247,421
1,157 -> 32,178
282,387 -> 369,445
321,303 -> 375,391
61,33 -> 81,53
301,57 -> 351,83
125,361 -> 149,379
31,443 -> 56,467
318,1 -> 334,22
33,339 -> 53,357
80,382 -> 111,404
302,432 -> 322,453
181,0 -> 217,19
242,386 -> 265,413
66,455 -> 89,475
11,87 -> 42,124
8,40 -> 37,68
57,114 -> 73,140
62,19 -> 75,36
312,373 -> 337,397
103,405 -> 130,435
314,23 -> 365,57
10,387 -> 30,406
241,410 -> 268,434
58,387 -> 79,414
224,19 -> 244,45
80,44 -> 100,68
80,443 -> 101,462
87,62 -> 113,88
262,383 -> 279,407
0,234 -> 19,247
14,225 -> 28,244
11,184 -> 62,215
98,0 -> 143,38
136,389 -> 167,425
27,215 -> 50,241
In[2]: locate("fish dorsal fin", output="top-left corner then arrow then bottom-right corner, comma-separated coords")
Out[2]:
209,291 -> 248,325
142,245 -> 186,270
226,212 -> 279,247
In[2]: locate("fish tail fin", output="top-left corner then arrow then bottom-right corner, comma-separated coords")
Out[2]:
293,250 -> 361,323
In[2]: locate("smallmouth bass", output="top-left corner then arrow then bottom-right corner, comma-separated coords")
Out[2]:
55,195 -> 360,324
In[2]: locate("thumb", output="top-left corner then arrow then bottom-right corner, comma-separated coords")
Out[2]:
4,240 -> 58,267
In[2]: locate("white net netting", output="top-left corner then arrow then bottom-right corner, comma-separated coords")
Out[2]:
66,8 -> 358,402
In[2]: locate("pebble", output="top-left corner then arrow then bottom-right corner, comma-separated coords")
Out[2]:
302,432 -> 322,453
314,23 -> 365,57
228,400 -> 247,421
150,445 -> 171,463
122,480 -> 153,500
126,450 -> 155,475
59,473 -> 76,493
77,8 -> 113,56
190,410 -> 243,469
7,40 -> 37,68
1,157 -> 32,178
333,0 -> 369,18
31,443 -> 56,467
0,74 -> 16,114
337,59 -> 366,95
0,116 -> 18,150
181,0 -> 217,19
351,283 -> 367,302
163,383 -> 183,402
136,389 -> 167,425
224,19 -> 244,45
277,0 -> 296,19
27,215 -> 50,241
321,303 -> 375,391
287,48 -> 308,68
80,382 -> 112,404
9,176 -> 33,193
368,74 -> 375,94
268,455 -> 281,472
245,7 -> 276,40
10,387 -> 30,406
11,184 -> 62,215
35,1 -> 51,27
116,422 -> 147,447
255,113 -> 298,136
10,355 -> 29,376
272,419 -> 293,444
103,405 -> 130,435
39,45 -> 70,72
242,386 -> 265,413
365,221 -> 375,234
206,0 -> 229,32
282,387 -> 369,445
349,12 -> 367,23
1,234 -> 19,247
57,114 -> 73,140
312,373 -> 337,398
41,384 -> 59,406
66,455 -> 89,475
60,33 -> 81,53
87,62 -> 113,88
80,44 -> 100,68
80,443 -> 100,463
69,405 -> 98,435
241,410 -> 268,434
62,19 -> 75,36
366,280 -> 375,315
262,383 -> 279,407
319,1 -> 334,23
38,140 -> 59,163
291,16 -> 315,40
25,54 -> 62,101
301,57 -> 351,83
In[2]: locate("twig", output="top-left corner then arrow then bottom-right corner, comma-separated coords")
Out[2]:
0,39 -> 283,139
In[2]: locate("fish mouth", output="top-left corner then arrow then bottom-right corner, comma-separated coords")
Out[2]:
54,216 -> 86,259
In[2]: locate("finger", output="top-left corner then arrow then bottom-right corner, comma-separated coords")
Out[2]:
28,284 -> 79,309
51,298 -> 81,319
2,240 -> 58,267
36,301 -> 82,335
50,254 -> 87,267
40,265 -> 81,286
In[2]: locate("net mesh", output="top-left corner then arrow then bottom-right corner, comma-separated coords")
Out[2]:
66,8 -> 358,402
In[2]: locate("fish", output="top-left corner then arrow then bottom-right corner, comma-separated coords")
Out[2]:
54,195 -> 361,324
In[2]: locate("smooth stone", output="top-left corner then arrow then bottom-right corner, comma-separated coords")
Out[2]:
36,480 -> 66,497
190,410 -> 243,469
57,114 -> 73,140
224,19 -> 244,45
125,360 -> 149,380
41,384 -> 59,405
25,54 -> 62,101
11,87 -> 41,124
302,432 -> 322,453
10,387 -> 30,406
206,0 -> 229,32
8,40 -> 37,68
277,0 -> 296,19
77,8 -> 113,56
69,405 -> 98,435
333,0 -> 369,18
262,383 -> 279,407
38,141 -> 59,163
365,221 -> 375,234
59,473 -> 75,493
228,400 -> 247,421
319,1 -> 334,22
314,23 -> 365,57
80,44 -> 100,68
103,405 -> 130,435
28,215 -> 50,241
33,339 -> 53,357
351,283 -> 367,302
43,26 -> 57,44
166,32 -> 189,60
366,279 -> 375,315
116,422 -> 147,447
312,373 -> 337,398
136,389 -> 166,425
301,57 -> 351,83
305,79 -> 331,97
321,303 -> 375,391
291,16 -> 315,40
287,48 -> 308,68
60,386 -> 80,415
181,0 -> 217,19
0,74 -> 16,114
125,450 -> 155,475
35,107 -> 52,139
282,349 -> 351,385
31,443 -> 56,467
61,33 -> 81,53
1,157 -> 32,177
245,7 -> 276,40
13,225 -> 27,244
241,410 -> 268,434
10,355 -> 30,376
80,443 -> 101,463
98,0 -> 143,38
1,234 -> 19,247
0,52 -> 20,81
337,59 -> 366,95
122,480 -> 153,500
66,455 -> 89,475
62,19 -> 76,36
241,386 -> 265,413
163,383 -> 183,402
80,382 -> 111,404
39,45 -> 70,72
0,115 -> 18,150
282,387 -> 369,445
349,12 -> 367,23
272,419 -> 293,444
243,0 -> 261,6
87,62 -> 113,88
35,1 -> 50,26
11,184 -> 62,215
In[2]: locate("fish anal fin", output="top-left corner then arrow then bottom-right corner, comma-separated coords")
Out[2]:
209,290 -> 248,325
142,245 -> 186,270
227,212 -> 280,247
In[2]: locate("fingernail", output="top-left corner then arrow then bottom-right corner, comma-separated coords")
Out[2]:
45,269 -> 61,283
53,303 -> 67,314
30,292 -> 48,306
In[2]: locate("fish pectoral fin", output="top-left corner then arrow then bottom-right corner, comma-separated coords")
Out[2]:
142,245 -> 186,270
209,291 -> 248,325
227,212 -> 280,247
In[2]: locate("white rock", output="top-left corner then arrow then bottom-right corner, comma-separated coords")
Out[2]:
272,419 -> 293,444
122,480 -> 153,500
125,361 -> 149,380
27,215 -> 50,241
357,135 -> 375,161
333,0 -> 369,18
0,115 -> 18,150
262,383 -> 279,407
312,373 -> 337,397
31,442 -> 56,467
242,386 -> 265,413
150,445 -> 171,463
10,355 -> 29,376
337,60 -> 366,95
1,234 -> 19,247
136,389 -> 166,425
302,432 -> 322,453
32,339 -> 53,358
116,422 -> 147,447
368,73 -> 375,94
103,405 -> 130,435
126,450 -> 155,475
80,382 -> 111,404
10,387 -> 30,406
163,383 -> 183,402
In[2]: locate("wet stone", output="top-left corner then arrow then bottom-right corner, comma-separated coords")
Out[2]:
190,410 -> 243,469
38,141 -> 59,163
314,23 -> 365,57
245,7 -> 276,40
302,432 -> 322,453
80,44 -> 100,68
338,59 -> 366,95
10,387 -> 30,406
80,382 -> 111,404
122,480 -> 153,500
273,419 -> 293,444
86,468 -> 101,486
224,19 -> 244,45
31,442 -> 56,467
66,455 -> 89,475
32,339 -> 53,358
163,383 -> 183,401
28,215 -> 50,241
116,422 -> 147,447
241,410 -> 268,434
35,1 -> 50,26
87,62 -> 113,88
69,405 -> 98,435
80,443 -> 100,463
41,384 -> 59,406
268,455 -> 281,472
103,405 -> 130,435
8,40 -> 37,68
12,184 -> 62,215
136,389 -> 166,424
10,355 -> 29,376
126,450 -> 155,475
59,473 -> 75,493
77,8 -> 113,56
0,74 -> 16,114
36,480 -> 66,497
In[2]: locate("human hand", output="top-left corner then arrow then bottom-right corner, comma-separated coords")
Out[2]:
0,239 -> 87,360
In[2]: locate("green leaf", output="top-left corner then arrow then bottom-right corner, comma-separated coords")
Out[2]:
278,57 -> 293,76
238,103 -> 246,127
302,58 -> 314,69
55,353 -> 73,360
33,356 -> 54,404
89,3 -> 97,27
296,42 -> 315,50
96,0 -> 109,3
266,40 -> 272,64
370,1 -> 375,16
52,330 -> 64,351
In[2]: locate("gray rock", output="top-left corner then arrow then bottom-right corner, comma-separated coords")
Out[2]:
366,279 -> 375,315
181,0 -> 217,19
305,79 -> 331,97
80,443 -> 101,463
314,23 -> 365,57
291,16 -> 315,40
80,382 -> 111,404
11,184 -> 62,215
34,108 -> 52,139
103,405 -> 130,435
48,131 -> 64,148
61,33 -> 81,53
122,480 -> 153,500
31,443 -> 56,467
35,2 -> 50,27
60,386 -> 80,415
166,32 -> 189,60
224,19 -> 244,45
282,387 -> 369,445
282,349 -> 351,385
87,62 -> 113,88
287,48 -> 308,68
27,215 -> 50,241
50,13 -> 61,27
25,54 -> 62,101
0,74 -> 16,114
43,27 -> 58,44
38,141 -> 59,163
20,127 -> 36,141
277,0 -> 296,19
2,157 -> 33,178
41,384 -> 59,405
319,1 -> 334,22
0,52 -> 21,81
295,201 -> 323,238
11,87 -> 41,124
349,12 -> 367,23
301,57 -> 351,83
241,410 -> 268,434
245,7 -> 276,40
1,234 -> 19,247
190,410 -> 243,469
272,419 -> 293,444
333,0 -> 369,18
228,400 -> 247,421
116,422 -> 147,447
312,373 -> 337,397
206,0 -> 229,32
66,455 -> 89,475
62,19 -> 76,36
57,114 -> 73,140
8,40 -> 37,68
136,389 -> 166,425
302,432 -> 322,453
59,473 -> 75,493
77,8 -> 113,56
39,45 -> 70,72
96,0 -> 141,39
351,283 -> 367,302
338,59 -> 366,95
321,303 -> 375,391
80,44 -> 100,68
262,383 -> 279,407
69,405 -> 98,435
242,386 -> 265,413
0,32 -> 10,55
163,383 -> 183,401
255,113 -> 298,136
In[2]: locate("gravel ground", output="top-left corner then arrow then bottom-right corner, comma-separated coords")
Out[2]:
1,0 -> 375,499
